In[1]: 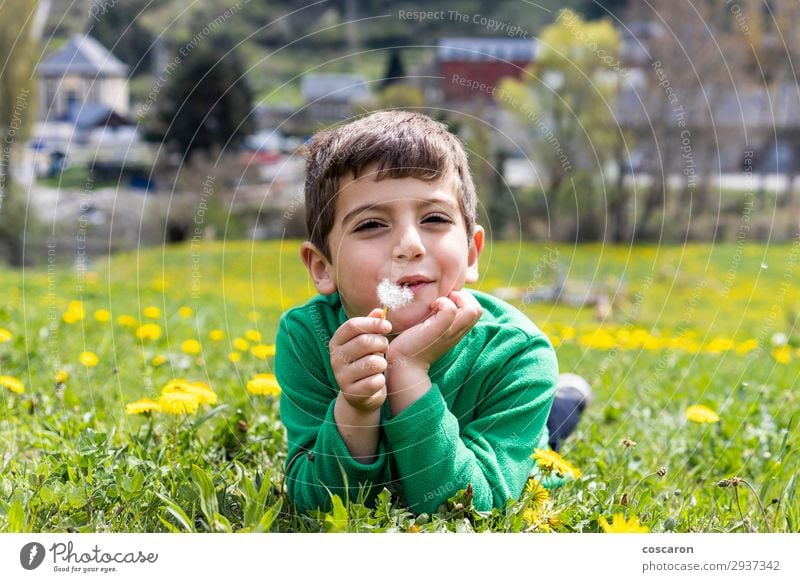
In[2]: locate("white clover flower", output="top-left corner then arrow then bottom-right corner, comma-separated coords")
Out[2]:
771,332 -> 788,347
377,279 -> 414,314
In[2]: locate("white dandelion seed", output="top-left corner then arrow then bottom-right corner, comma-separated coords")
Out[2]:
377,279 -> 414,317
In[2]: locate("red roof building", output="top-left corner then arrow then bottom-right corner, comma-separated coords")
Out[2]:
438,38 -> 537,102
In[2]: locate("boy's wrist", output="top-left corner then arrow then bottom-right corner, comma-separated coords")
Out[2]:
385,364 -> 432,417
334,395 -> 381,463
335,393 -> 381,422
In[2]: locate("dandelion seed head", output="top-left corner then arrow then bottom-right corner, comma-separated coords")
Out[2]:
377,279 -> 414,311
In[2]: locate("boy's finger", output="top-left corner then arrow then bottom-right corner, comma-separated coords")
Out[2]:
449,290 -> 483,329
349,354 -> 388,380
347,374 -> 387,401
448,289 -> 479,311
346,333 -> 389,357
422,297 -> 458,335
332,316 -> 392,345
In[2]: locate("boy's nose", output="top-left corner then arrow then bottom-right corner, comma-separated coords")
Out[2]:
392,225 -> 425,261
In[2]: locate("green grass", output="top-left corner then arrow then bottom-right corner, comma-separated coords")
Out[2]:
38,167 -> 119,190
1,240 -> 798,532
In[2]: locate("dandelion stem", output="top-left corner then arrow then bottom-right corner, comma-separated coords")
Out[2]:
739,478 -> 771,533
629,470 -> 661,494
732,487 -> 753,532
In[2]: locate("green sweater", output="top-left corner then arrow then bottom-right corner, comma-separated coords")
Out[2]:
276,289 -> 559,515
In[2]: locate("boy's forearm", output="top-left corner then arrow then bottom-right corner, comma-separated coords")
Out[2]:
333,395 -> 381,463
385,362 -> 432,417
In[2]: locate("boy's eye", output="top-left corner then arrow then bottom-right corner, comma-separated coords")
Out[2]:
422,214 -> 453,224
353,220 -> 385,232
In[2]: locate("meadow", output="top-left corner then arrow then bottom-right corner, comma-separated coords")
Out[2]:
1,240 -> 798,532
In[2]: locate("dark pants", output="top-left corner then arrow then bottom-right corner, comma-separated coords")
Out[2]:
546,394 -> 585,452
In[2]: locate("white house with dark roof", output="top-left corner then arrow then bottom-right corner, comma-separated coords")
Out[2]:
37,34 -> 131,122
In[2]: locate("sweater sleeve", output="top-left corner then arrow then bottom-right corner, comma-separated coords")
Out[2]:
276,310 -> 390,513
382,331 -> 558,514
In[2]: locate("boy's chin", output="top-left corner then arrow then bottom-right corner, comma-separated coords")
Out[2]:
386,305 -> 432,333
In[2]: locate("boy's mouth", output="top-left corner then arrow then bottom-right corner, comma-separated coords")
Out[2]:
396,276 -> 433,294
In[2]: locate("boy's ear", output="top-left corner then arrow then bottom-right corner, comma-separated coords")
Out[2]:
465,225 -> 485,284
300,242 -> 337,295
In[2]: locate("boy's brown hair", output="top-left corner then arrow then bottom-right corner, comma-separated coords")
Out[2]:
303,110 -> 477,260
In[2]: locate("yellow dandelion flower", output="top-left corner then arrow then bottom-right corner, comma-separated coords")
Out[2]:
125,398 -> 161,415
685,404 -> 720,424
772,346 -> 791,365
245,329 -> 262,342
94,309 -> 111,322
705,337 -> 735,354
62,300 -> 85,324
158,391 -> 199,414
209,329 -> 225,341
736,339 -> 758,355
55,370 -> 69,384
0,328 -> 13,343
79,351 -> 99,367
599,513 -> 649,533
181,339 -> 202,355
522,507 -> 539,526
228,352 -> 241,363
151,355 -> 167,367
247,311 -> 260,322
187,381 -> 218,405
178,306 -> 193,318
522,504 -> 562,532
0,375 -> 25,394
246,373 -> 281,397
143,306 -> 161,319
161,378 -> 217,405
233,338 -> 250,351
251,344 -> 276,360
531,448 -> 582,478
524,478 -> 550,506
117,314 -> 138,327
162,378 -> 187,392
578,329 -> 617,350
135,323 -> 162,341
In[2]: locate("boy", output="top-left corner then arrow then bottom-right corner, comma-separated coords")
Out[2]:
276,110 -> 588,515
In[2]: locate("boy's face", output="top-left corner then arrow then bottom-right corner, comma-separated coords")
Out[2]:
301,166 -> 484,332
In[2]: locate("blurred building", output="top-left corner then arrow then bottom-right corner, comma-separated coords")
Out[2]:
438,37 -> 537,102
37,34 -> 131,122
299,73 -> 370,125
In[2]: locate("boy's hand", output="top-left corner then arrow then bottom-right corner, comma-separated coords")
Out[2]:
330,308 -> 392,413
386,290 -> 482,374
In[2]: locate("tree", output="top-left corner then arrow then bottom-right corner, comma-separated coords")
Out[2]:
742,0 -> 800,208
499,9 -> 632,241
147,36 -> 253,161
88,0 -> 154,77
627,0 -> 747,239
1,0 -> 39,266
381,49 -> 406,89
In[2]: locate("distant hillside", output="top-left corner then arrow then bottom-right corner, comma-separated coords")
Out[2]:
43,0 -> 619,73
40,1 -> 629,114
